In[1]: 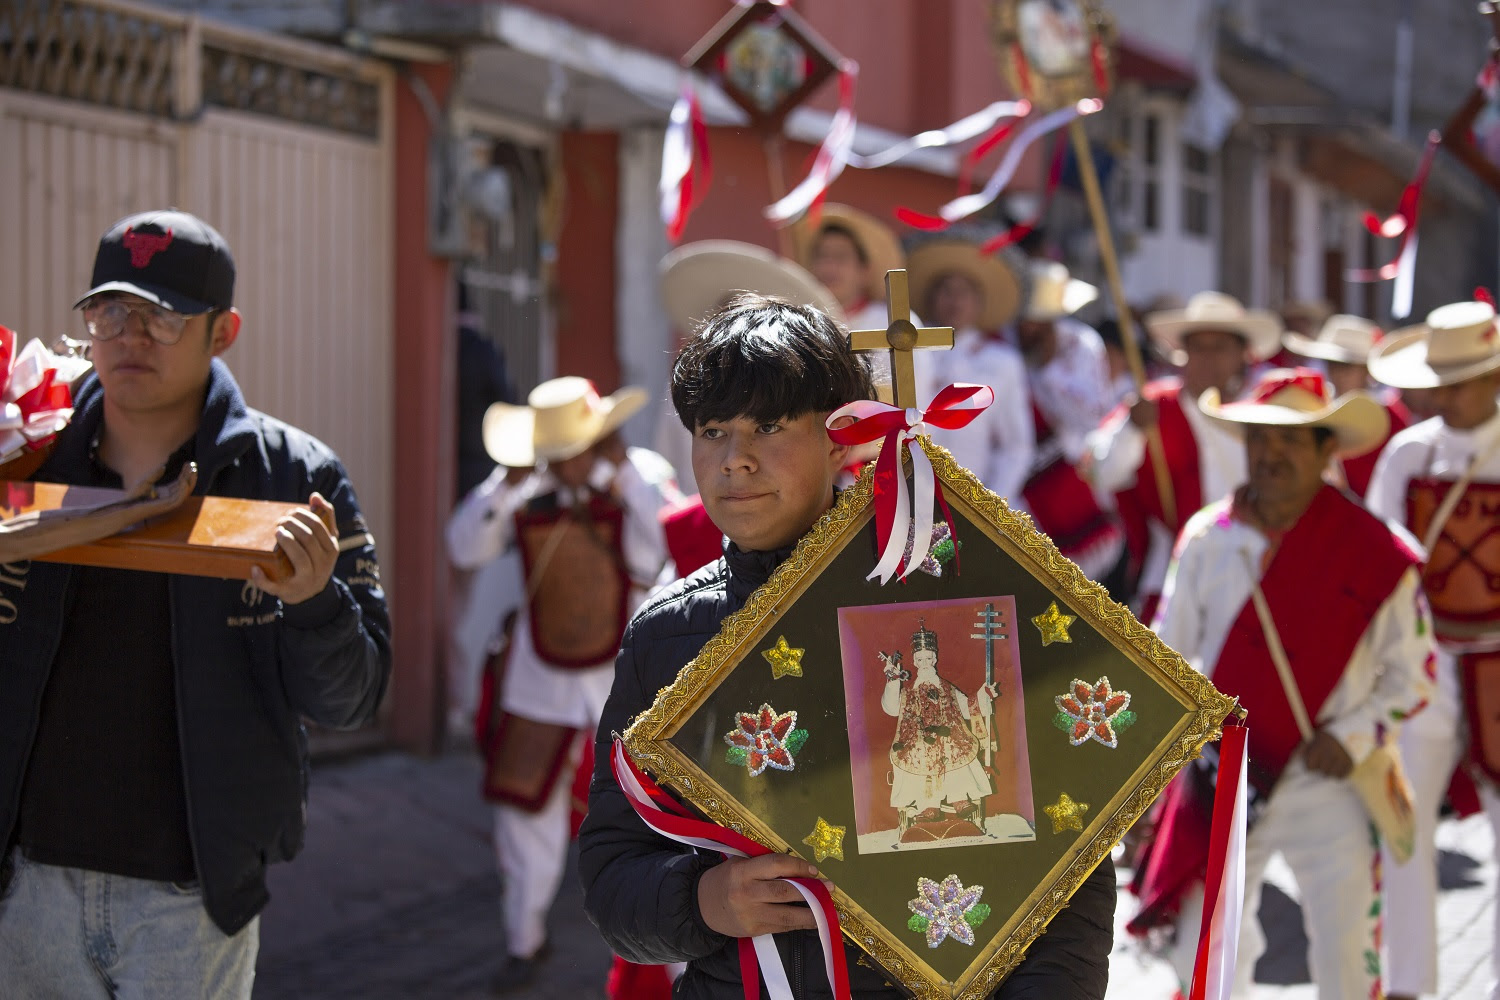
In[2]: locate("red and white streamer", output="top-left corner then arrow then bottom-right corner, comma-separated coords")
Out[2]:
0,327 -> 75,465
826,383 -> 994,584
610,741 -> 850,1000
1346,130 -> 1440,320
1189,723 -> 1249,1000
660,79 -> 711,243
897,100 -> 1099,232
843,100 -> 1032,171
765,61 -> 860,226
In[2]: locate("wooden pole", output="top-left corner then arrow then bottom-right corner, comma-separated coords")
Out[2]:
1066,119 -> 1177,528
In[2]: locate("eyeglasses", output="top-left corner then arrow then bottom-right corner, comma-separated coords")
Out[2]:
81,296 -> 194,346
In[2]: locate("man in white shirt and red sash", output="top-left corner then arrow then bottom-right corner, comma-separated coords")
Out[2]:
446,377 -> 674,991
1365,298 -> 1500,1000
1282,312 -> 1412,499
906,240 -> 1034,503
1088,292 -> 1283,619
1129,369 -> 1434,998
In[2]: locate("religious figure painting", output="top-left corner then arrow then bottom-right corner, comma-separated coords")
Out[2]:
1016,0 -> 1090,78
723,21 -> 808,114
839,595 -> 1036,855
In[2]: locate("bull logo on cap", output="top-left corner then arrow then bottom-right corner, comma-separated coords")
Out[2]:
122,226 -> 174,268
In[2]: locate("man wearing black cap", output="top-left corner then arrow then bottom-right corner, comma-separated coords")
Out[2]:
0,209 -> 392,997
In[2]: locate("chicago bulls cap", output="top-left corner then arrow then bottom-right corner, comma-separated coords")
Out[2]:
74,209 -> 235,315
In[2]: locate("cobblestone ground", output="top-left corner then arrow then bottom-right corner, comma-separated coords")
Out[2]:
254,752 -> 1497,999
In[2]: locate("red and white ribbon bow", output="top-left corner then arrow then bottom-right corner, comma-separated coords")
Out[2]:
826,383 -> 994,584
611,741 -> 850,1000
0,327 -> 76,466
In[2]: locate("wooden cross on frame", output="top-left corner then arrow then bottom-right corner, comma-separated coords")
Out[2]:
847,270 -> 954,408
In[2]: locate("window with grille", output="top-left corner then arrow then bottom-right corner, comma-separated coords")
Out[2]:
1182,143 -> 1214,238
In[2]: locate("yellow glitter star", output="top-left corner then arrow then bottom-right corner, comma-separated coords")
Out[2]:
802,816 -> 846,862
1043,793 -> 1089,834
1031,601 -> 1077,646
761,635 -> 805,679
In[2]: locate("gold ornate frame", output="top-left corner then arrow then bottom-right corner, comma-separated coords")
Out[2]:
990,0 -> 1116,112
624,439 -> 1234,999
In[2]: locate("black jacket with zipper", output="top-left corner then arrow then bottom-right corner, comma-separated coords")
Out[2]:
580,541 -> 1114,999
0,359 -> 391,934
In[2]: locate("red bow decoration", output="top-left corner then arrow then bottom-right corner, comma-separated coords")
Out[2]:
826,383 -> 995,584
1248,368 -> 1328,405
0,326 -> 76,467
1346,130 -> 1441,320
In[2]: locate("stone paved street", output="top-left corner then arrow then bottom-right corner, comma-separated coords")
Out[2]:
254,751 -> 1498,999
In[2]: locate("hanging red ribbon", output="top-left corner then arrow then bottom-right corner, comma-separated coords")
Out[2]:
660,81 -> 712,243
611,741 -> 851,1000
1346,130 -> 1441,318
1189,723 -> 1249,1000
979,130 -> 1068,254
765,62 -> 860,225
827,383 -> 994,583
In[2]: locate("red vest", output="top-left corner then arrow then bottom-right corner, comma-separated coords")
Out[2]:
1111,380 -> 1204,587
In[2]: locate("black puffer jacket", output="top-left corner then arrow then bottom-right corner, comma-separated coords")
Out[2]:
580,541 -> 1115,999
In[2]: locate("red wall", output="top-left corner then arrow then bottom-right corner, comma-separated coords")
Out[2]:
554,132 -> 622,390
390,63 -> 456,754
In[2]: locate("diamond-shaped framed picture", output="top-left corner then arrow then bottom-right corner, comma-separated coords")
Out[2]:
991,0 -> 1115,112
684,0 -> 843,132
623,440 -> 1235,999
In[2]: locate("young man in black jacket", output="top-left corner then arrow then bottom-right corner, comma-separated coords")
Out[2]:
580,294 -> 1115,998
0,210 -> 391,998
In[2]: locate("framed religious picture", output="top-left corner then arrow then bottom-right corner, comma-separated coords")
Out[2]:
622,420 -> 1235,996
684,0 -> 843,132
991,0 -> 1115,112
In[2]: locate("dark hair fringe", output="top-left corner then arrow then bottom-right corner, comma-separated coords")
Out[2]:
671,292 -> 875,430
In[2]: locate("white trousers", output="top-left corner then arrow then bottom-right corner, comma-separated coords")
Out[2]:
1382,724 -> 1466,996
1169,762 -> 1379,999
492,733 -> 582,959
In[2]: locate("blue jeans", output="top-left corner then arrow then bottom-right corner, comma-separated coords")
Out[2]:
0,848 -> 257,999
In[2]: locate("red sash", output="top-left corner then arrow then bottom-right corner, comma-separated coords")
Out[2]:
1111,381 -> 1203,589
1211,485 -> 1419,792
1461,652 -> 1500,784
1341,398 -> 1411,499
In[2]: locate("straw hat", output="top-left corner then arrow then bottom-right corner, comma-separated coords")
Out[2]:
1199,368 -> 1389,457
803,203 -> 904,301
483,376 -> 648,468
659,240 -> 844,333
1023,260 -> 1098,321
906,241 -> 1023,330
1282,314 -> 1383,366
1367,300 -> 1500,389
1145,291 -> 1282,361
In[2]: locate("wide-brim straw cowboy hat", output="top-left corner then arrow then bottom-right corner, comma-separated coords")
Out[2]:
801,203 -> 905,302
483,376 -> 648,469
1146,290 -> 1283,361
906,241 -> 1023,331
1367,300 -> 1500,389
1283,313 -> 1383,365
1023,260 -> 1098,321
1199,368 -> 1390,458
659,240 -> 844,333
